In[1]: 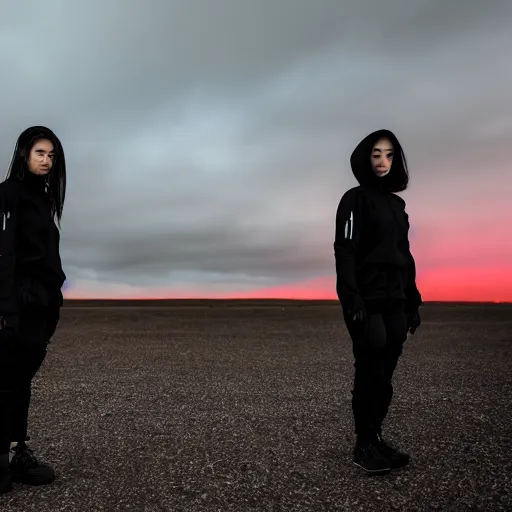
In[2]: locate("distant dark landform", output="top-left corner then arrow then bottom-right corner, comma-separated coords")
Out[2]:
62,299 -> 511,308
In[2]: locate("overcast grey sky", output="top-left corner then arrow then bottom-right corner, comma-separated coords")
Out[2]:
1,0 -> 511,299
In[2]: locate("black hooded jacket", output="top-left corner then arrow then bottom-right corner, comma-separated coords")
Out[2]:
0,172 -> 66,319
334,130 -> 422,314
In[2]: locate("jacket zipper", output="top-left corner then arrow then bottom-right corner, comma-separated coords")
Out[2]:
2,211 -> 10,231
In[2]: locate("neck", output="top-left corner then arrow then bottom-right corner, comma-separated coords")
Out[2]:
22,171 -> 48,193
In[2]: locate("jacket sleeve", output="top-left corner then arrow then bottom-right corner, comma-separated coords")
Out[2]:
0,183 -> 19,317
404,212 -> 422,312
334,189 -> 365,313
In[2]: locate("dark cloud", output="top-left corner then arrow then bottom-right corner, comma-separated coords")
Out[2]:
1,0 -> 511,295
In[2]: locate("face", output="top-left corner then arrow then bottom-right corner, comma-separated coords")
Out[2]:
370,137 -> 393,177
27,138 -> 54,176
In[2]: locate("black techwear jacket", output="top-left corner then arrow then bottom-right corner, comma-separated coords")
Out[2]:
334,131 -> 422,314
0,173 -> 65,329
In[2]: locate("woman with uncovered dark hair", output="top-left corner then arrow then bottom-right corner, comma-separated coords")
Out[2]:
0,126 -> 66,493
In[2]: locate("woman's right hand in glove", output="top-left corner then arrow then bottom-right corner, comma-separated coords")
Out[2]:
0,314 -> 19,346
351,307 -> 366,323
347,304 -> 368,344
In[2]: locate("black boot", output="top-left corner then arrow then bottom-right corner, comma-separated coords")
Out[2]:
10,440 -> 55,485
0,452 -> 13,494
353,436 -> 392,475
375,433 -> 410,468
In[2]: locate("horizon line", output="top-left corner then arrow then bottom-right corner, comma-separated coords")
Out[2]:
62,298 -> 511,305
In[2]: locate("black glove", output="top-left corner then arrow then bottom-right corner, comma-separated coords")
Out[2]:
407,308 -> 421,335
0,314 -> 19,346
346,304 -> 367,343
346,294 -> 366,323
351,307 -> 366,323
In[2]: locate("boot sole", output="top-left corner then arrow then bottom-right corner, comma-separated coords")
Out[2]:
0,475 -> 13,494
353,461 -> 392,475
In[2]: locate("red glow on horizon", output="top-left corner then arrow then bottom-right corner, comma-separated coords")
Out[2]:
222,266 -> 512,302
64,265 -> 512,302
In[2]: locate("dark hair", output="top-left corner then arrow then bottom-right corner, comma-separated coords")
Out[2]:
5,126 -> 66,224
350,129 -> 409,192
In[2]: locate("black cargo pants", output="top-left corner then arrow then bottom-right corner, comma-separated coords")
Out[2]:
0,288 -> 61,455
343,298 -> 408,441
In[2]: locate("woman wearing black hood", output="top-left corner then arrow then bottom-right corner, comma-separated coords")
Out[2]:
0,126 -> 66,493
334,129 -> 422,475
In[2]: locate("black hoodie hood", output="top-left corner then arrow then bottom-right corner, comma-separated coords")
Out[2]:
350,129 -> 409,193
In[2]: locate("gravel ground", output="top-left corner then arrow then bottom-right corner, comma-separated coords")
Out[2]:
1,302 -> 511,512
